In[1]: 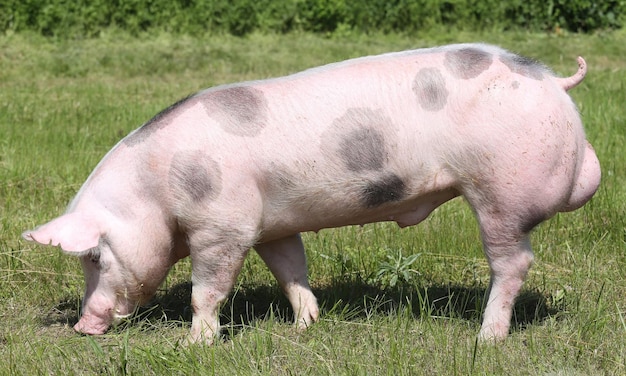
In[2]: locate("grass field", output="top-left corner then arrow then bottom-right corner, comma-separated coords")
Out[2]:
1,29 -> 625,375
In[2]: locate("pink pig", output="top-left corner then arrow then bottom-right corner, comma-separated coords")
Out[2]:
23,43 -> 600,343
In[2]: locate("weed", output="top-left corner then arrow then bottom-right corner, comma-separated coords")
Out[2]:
372,249 -> 421,288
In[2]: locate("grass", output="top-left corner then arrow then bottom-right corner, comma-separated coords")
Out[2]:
1,28 -> 625,374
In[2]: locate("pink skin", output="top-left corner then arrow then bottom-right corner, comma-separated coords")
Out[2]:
23,43 -> 600,343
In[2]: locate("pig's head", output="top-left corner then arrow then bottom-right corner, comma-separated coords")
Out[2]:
22,212 -> 170,335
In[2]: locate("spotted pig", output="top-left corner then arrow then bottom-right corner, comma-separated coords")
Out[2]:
23,43 -> 601,343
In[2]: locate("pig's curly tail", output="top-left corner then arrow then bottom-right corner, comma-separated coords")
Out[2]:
556,56 -> 587,91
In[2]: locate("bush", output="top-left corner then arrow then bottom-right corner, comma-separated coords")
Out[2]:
1,0 -> 624,37
505,0 -> 625,32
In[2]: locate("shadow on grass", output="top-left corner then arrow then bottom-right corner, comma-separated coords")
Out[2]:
43,278 -> 557,338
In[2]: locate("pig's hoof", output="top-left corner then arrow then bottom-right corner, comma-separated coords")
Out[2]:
477,324 -> 509,343
183,327 -> 221,346
181,333 -> 220,347
295,319 -> 312,331
295,306 -> 320,331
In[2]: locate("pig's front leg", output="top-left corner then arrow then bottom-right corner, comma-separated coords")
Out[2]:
187,237 -> 252,344
255,234 -> 319,329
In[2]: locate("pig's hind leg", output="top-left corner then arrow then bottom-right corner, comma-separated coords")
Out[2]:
255,234 -> 319,329
479,232 -> 534,341
471,204 -> 538,341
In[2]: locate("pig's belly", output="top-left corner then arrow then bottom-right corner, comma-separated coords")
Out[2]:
258,188 -> 460,242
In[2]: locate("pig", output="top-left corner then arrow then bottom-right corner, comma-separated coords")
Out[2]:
22,43 -> 600,343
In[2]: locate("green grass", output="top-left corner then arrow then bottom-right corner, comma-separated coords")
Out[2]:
1,29 -> 625,374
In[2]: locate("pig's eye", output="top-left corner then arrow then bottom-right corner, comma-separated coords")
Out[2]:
89,253 -> 100,265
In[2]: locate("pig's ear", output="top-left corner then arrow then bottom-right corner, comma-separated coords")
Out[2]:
22,212 -> 101,255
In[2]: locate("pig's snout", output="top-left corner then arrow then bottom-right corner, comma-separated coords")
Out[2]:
74,304 -> 135,335
74,290 -> 137,335
563,142 -> 601,212
73,311 -> 112,335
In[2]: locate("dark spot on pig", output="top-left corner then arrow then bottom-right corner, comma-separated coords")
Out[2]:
327,108 -> 391,172
169,151 -> 222,203
124,94 -> 195,147
412,68 -> 449,112
444,48 -> 493,79
339,127 -> 386,172
201,86 -> 268,137
511,81 -> 520,89
362,173 -> 407,208
499,54 -> 547,81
